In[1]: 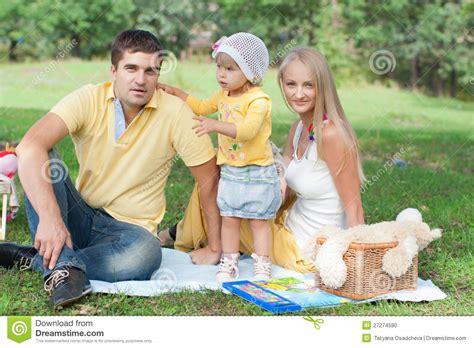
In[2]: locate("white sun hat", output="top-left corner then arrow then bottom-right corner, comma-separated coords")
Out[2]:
212,32 -> 269,84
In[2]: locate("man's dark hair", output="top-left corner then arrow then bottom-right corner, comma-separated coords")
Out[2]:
111,29 -> 163,67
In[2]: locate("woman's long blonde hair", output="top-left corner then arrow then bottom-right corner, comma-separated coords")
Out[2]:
278,48 -> 365,184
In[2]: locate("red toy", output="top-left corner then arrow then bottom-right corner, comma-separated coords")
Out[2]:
0,144 -> 19,239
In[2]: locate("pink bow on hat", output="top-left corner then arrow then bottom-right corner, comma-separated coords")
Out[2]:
211,36 -> 227,58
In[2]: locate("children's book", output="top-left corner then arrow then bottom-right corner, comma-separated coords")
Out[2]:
222,277 -> 353,314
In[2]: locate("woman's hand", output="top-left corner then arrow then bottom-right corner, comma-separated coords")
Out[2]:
280,177 -> 289,206
278,121 -> 298,208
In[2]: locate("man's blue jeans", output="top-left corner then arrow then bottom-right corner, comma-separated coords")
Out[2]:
24,150 -> 162,282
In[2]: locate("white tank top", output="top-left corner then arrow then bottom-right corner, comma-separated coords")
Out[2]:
284,120 -> 347,251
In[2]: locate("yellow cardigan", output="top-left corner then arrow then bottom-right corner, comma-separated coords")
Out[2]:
186,87 -> 274,166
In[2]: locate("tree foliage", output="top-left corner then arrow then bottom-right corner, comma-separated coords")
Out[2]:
0,0 -> 471,98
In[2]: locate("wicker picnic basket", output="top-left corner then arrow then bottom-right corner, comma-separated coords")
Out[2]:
314,238 -> 418,300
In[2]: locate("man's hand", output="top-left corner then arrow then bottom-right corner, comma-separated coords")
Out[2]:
16,113 -> 72,270
192,116 -> 217,137
35,217 -> 73,270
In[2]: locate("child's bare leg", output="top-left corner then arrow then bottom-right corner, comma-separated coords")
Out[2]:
249,219 -> 272,256
221,216 -> 241,253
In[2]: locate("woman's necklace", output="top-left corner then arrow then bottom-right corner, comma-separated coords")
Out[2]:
307,114 -> 328,142
307,123 -> 315,142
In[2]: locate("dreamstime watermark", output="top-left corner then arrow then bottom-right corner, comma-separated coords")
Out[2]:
32,39 -> 78,85
369,49 -> 396,75
8,316 -> 32,343
41,158 -> 69,184
360,147 -> 406,194
29,291 -> 44,305
269,39 -> 298,68
463,28 -> 473,44
152,268 -> 178,292
150,49 -> 178,75
368,269 -> 395,293
303,316 -> 325,330
140,154 -> 181,193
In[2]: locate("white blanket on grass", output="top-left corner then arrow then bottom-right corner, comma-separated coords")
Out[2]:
90,248 -> 446,305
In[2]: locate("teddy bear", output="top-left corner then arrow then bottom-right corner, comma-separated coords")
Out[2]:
314,208 -> 442,289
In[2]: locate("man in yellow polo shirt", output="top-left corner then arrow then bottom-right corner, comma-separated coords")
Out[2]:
0,30 -> 221,308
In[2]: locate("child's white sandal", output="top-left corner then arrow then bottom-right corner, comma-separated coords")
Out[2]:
216,253 -> 240,283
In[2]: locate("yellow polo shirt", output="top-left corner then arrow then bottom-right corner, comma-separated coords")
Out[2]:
50,82 -> 215,233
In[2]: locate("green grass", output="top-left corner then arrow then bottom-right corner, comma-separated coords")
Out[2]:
0,59 -> 473,315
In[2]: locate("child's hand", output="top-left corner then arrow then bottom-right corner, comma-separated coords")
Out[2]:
192,116 -> 216,137
157,83 -> 188,101
157,83 -> 176,95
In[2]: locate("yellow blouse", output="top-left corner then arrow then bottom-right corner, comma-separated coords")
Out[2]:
186,87 -> 274,166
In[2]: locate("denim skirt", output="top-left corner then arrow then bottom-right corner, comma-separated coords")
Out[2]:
217,164 -> 282,219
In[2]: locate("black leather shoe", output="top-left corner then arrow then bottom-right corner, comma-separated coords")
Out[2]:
44,267 -> 92,308
0,242 -> 37,270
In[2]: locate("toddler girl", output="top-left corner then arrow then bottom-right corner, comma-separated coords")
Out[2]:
159,32 -> 281,281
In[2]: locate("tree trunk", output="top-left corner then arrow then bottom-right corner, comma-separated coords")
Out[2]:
72,34 -> 81,58
8,39 -> 17,62
431,63 -> 444,96
433,75 -> 444,96
449,69 -> 457,98
410,56 -> 418,89
438,81 -> 444,97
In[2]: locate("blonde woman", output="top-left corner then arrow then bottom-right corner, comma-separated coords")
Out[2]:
276,47 -> 365,254
163,48 -> 365,273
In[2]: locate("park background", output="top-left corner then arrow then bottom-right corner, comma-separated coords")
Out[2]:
0,0 -> 472,315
